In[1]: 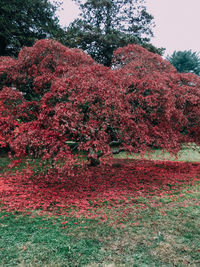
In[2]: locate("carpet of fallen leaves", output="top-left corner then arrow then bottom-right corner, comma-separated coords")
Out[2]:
0,159 -> 199,220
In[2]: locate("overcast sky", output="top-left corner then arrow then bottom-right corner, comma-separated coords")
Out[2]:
54,0 -> 200,57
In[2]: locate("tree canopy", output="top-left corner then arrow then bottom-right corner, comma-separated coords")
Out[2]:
0,0 -> 64,57
64,0 -> 164,66
167,50 -> 200,76
0,40 -> 199,178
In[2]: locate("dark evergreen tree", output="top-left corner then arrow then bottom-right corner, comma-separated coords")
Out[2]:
167,50 -> 200,76
64,0 -> 164,66
0,0 -> 64,57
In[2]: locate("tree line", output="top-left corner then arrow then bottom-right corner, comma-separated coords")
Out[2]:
1,0 -> 199,74
1,0 -> 162,65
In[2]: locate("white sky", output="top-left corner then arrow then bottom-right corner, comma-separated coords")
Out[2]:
54,0 -> 200,57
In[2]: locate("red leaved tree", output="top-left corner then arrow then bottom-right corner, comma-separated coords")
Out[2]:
112,44 -> 200,149
0,40 -> 199,180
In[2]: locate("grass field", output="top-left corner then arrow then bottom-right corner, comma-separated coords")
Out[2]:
0,147 -> 199,266
114,143 -> 200,162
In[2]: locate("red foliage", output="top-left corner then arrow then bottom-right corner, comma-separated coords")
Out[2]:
0,160 -> 199,220
0,40 -> 200,175
0,56 -> 16,82
113,44 -> 200,149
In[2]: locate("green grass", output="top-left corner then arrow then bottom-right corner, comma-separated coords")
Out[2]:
0,183 -> 199,266
0,212 -> 105,266
114,143 -> 200,162
0,156 -> 10,172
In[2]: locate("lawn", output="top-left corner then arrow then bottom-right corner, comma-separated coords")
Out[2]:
114,143 -> 200,162
0,147 -> 200,266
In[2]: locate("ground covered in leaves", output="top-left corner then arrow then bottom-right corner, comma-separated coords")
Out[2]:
0,158 -> 200,266
0,159 -> 199,221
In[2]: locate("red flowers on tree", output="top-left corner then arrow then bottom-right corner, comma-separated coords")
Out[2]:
0,40 -> 199,177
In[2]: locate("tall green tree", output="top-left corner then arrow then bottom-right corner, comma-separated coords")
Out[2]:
64,0 -> 164,66
0,0 -> 64,57
167,50 -> 200,76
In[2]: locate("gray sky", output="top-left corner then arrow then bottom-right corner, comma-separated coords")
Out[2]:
54,0 -> 200,57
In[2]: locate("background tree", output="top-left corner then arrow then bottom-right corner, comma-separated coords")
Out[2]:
0,0 -> 64,57
167,50 -> 200,76
64,0 -> 164,66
